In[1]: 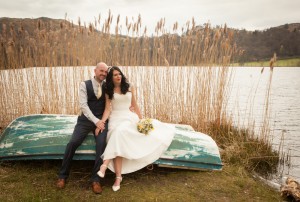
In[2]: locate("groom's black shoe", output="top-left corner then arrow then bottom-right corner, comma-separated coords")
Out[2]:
92,182 -> 103,194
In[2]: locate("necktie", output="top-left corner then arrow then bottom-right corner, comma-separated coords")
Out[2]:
97,84 -> 102,99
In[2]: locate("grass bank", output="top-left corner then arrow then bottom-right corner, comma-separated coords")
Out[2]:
0,161 -> 281,201
232,57 -> 300,67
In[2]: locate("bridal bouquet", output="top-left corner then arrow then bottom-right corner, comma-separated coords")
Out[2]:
137,118 -> 154,135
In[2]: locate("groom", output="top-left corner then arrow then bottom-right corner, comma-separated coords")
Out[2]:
56,62 -> 108,194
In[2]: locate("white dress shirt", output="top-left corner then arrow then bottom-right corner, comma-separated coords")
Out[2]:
79,77 -> 104,125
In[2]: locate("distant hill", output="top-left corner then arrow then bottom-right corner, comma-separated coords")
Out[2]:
277,23 -> 300,32
0,17 -> 299,67
231,23 -> 300,64
0,17 -> 68,35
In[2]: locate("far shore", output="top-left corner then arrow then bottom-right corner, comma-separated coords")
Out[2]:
231,57 -> 300,67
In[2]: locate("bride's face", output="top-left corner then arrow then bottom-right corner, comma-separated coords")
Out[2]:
112,70 -> 122,85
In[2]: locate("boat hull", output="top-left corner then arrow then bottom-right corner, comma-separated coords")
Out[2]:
0,114 -> 222,170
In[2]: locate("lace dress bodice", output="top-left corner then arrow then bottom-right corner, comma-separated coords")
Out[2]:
111,92 -> 132,112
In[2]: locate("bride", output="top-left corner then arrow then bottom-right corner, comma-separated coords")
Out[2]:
95,66 -> 175,191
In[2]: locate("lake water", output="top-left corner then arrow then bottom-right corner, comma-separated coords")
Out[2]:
227,67 -> 300,184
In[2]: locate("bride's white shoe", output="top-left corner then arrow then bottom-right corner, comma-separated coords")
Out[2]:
97,164 -> 107,178
112,176 -> 122,192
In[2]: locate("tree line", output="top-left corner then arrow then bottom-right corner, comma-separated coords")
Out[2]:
232,23 -> 300,64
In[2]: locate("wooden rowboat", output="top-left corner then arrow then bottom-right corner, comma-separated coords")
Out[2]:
0,114 -> 223,171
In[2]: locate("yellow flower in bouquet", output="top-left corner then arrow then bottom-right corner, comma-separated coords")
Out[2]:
137,118 -> 154,135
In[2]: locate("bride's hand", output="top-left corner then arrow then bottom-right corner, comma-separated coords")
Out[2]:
129,105 -> 135,112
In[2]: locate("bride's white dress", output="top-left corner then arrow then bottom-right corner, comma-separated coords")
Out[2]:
101,92 -> 175,174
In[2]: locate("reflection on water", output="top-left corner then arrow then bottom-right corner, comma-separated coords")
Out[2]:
227,67 -> 300,183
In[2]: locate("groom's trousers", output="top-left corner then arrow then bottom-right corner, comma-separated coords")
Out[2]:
58,119 -> 108,182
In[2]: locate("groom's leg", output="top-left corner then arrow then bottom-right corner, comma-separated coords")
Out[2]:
91,122 -> 108,182
58,121 -> 93,179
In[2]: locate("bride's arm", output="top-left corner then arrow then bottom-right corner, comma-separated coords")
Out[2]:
101,94 -> 111,123
131,86 -> 142,119
95,94 -> 111,135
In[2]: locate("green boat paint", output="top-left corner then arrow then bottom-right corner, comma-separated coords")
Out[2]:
0,114 -> 222,170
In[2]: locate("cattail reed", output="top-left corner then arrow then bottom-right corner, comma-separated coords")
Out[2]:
0,12 -> 236,131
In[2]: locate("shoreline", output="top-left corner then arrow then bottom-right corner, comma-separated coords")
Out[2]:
231,57 -> 300,67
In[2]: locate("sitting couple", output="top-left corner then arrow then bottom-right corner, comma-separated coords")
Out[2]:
56,62 -> 175,194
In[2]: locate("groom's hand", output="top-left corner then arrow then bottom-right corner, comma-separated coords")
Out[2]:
95,120 -> 105,136
95,125 -> 106,136
96,120 -> 105,129
95,127 -> 101,136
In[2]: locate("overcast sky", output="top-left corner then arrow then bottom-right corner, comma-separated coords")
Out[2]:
0,0 -> 299,34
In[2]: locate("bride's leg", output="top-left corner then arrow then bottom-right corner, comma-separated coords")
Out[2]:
97,159 -> 110,178
113,157 -> 123,186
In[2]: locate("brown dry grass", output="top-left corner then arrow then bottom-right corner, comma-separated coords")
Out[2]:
0,12 -> 235,68
0,11 -> 236,135
0,66 -> 233,135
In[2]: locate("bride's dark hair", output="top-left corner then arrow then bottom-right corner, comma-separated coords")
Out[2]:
105,66 -> 130,99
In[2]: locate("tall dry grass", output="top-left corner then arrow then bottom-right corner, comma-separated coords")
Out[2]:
0,66 -> 231,135
0,12 -> 235,69
0,11 -> 235,131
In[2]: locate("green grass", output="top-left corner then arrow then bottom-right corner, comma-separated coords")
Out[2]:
0,161 -> 281,201
231,57 -> 300,67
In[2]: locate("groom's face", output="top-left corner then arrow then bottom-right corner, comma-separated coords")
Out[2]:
95,65 -> 108,82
